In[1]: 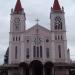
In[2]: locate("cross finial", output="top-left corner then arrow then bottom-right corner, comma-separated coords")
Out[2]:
35,18 -> 40,24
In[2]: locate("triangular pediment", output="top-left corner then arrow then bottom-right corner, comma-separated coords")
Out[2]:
25,24 -> 50,35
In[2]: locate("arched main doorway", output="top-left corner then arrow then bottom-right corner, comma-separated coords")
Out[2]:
30,60 -> 43,75
19,62 -> 29,75
44,62 -> 54,75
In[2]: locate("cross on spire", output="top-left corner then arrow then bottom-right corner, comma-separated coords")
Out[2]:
35,18 -> 40,24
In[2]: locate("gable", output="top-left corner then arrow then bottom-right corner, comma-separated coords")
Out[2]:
25,24 -> 51,36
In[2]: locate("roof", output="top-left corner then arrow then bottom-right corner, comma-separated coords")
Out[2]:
53,0 -> 61,11
25,24 -> 51,36
26,24 -> 50,32
14,0 -> 23,13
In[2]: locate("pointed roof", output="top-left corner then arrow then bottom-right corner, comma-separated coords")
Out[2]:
14,0 -> 23,12
53,0 -> 61,11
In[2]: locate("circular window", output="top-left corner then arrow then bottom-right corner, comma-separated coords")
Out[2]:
27,40 -> 29,43
46,39 -> 49,43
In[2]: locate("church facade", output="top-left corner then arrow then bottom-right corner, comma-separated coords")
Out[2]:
8,0 -> 70,75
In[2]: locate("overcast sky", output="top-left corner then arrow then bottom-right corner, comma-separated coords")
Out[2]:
0,0 -> 75,64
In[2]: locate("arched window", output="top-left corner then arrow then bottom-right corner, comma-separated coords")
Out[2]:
33,46 -> 42,58
58,35 -> 60,40
19,37 -> 20,41
55,35 -> 57,40
46,48 -> 49,58
14,18 -> 20,31
58,45 -> 61,58
60,23 -> 62,29
58,25 -> 60,30
33,46 -> 36,57
40,46 -> 42,57
15,46 -> 18,59
58,22 -> 62,30
61,35 -> 63,40
37,47 -> 39,57
55,25 -> 58,30
16,37 -> 17,41
26,48 -> 29,59
55,16 -> 63,30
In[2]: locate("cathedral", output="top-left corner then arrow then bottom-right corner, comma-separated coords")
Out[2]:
2,0 -> 71,75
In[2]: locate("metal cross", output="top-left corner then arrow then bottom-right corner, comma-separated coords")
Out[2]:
35,18 -> 40,24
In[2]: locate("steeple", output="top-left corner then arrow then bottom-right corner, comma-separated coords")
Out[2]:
14,0 -> 23,13
53,0 -> 61,11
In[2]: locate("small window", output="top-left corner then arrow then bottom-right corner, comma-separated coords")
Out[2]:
26,48 -> 29,59
19,37 -> 20,41
33,46 -> 36,57
60,23 -> 62,29
58,25 -> 60,29
37,47 -> 39,57
46,48 -> 49,58
58,24 -> 62,30
40,46 -> 42,57
16,37 -> 17,41
58,45 -> 61,58
58,36 -> 60,40
55,25 -> 58,30
15,46 -> 18,59
61,35 -> 63,40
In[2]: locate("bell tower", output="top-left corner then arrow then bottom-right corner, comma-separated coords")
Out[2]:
9,0 -> 26,64
50,0 -> 69,63
10,0 -> 26,32
50,0 -> 66,31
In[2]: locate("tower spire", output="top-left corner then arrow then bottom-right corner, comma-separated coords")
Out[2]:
14,0 -> 23,13
53,0 -> 61,11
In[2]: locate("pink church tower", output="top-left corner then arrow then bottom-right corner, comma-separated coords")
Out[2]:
9,0 -> 26,64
